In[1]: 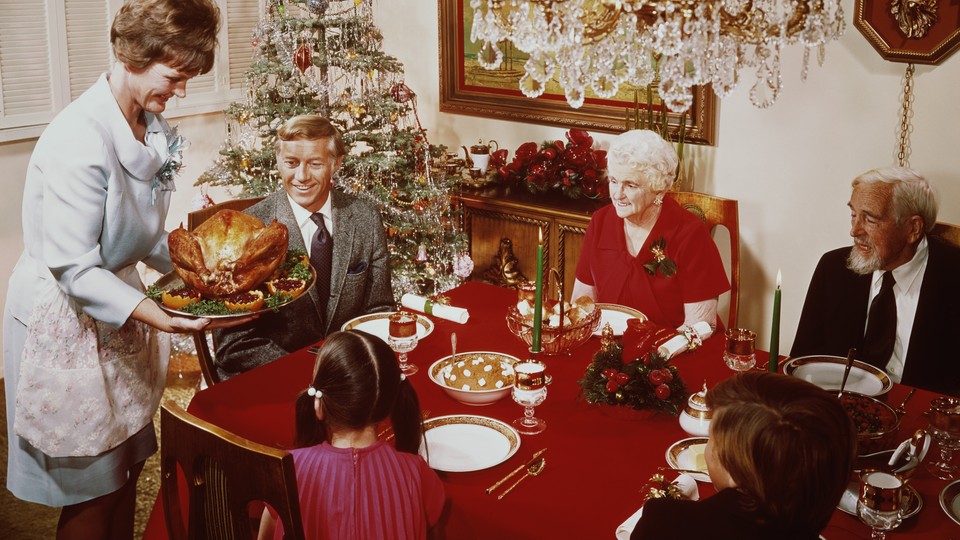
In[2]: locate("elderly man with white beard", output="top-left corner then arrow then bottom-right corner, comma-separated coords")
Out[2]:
791,167 -> 960,396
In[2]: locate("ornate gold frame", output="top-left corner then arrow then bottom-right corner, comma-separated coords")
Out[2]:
438,0 -> 717,145
854,0 -> 960,64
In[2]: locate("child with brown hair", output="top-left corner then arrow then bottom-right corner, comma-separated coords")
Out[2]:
258,330 -> 445,539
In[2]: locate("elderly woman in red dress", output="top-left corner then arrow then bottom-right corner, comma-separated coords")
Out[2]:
572,130 -> 729,331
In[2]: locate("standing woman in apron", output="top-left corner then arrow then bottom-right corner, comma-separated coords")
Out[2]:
3,2 -> 248,538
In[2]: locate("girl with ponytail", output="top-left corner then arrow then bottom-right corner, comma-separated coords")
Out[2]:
258,330 -> 445,540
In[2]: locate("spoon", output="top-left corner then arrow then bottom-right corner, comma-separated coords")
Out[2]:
895,388 -> 916,416
837,347 -> 857,399
451,332 -> 457,363
497,458 -> 545,500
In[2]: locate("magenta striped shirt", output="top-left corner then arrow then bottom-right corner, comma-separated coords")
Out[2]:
273,440 -> 445,540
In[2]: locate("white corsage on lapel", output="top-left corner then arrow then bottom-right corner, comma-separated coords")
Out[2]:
146,122 -> 187,205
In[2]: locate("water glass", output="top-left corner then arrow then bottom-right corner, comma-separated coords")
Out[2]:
926,397 -> 960,480
857,469 -> 904,540
723,328 -> 756,372
512,360 -> 547,435
388,311 -> 419,376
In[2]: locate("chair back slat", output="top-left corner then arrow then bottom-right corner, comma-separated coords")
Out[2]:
182,196 -> 265,387
931,221 -> 960,248
161,401 -> 306,540
665,191 -> 740,328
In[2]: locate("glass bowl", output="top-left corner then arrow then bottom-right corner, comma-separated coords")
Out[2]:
840,392 -> 901,456
505,304 -> 601,355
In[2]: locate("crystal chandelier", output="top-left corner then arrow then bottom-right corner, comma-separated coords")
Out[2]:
470,0 -> 846,113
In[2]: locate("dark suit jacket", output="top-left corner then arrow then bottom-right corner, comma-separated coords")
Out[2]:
791,236 -> 960,396
631,489 -> 819,540
213,189 -> 394,379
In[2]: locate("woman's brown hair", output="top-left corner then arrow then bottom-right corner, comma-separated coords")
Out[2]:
706,371 -> 856,537
111,0 -> 220,75
295,330 -> 424,454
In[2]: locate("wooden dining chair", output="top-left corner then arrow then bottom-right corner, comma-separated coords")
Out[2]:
160,400 -> 305,540
931,221 -> 960,248
183,196 -> 265,386
665,191 -> 740,328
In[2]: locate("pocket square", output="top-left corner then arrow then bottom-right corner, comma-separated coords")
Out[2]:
347,261 -> 368,274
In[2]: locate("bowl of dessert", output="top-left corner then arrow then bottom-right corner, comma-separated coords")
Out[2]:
428,352 -> 519,406
840,391 -> 900,456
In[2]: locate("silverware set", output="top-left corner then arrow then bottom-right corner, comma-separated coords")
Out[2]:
486,448 -> 547,499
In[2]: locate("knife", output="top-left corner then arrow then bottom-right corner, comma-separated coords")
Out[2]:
838,347 -> 856,399
486,448 -> 548,494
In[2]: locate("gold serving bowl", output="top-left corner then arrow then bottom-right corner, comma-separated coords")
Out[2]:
505,304 -> 602,355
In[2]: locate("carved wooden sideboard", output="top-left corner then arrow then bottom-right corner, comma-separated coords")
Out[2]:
456,186 -> 607,296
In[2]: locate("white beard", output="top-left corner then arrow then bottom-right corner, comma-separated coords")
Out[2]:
846,246 -> 881,275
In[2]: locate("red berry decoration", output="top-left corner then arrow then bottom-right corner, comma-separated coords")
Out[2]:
655,384 -> 671,400
606,380 -> 619,393
660,368 -> 674,383
648,370 -> 665,385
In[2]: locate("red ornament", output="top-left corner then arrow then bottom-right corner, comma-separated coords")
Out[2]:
294,44 -> 312,73
603,368 -> 630,393
655,384 -> 671,400
648,370 -> 665,385
390,82 -> 415,103
660,368 -> 674,383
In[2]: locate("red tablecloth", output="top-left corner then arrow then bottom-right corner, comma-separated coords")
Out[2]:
145,281 -> 958,539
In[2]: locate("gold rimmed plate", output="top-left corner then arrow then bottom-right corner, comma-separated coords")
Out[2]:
594,303 -> 647,336
839,480 -> 922,519
152,266 -> 316,319
420,415 -> 521,472
340,311 -> 434,341
665,437 -> 711,483
941,479 -> 960,526
784,355 -> 892,396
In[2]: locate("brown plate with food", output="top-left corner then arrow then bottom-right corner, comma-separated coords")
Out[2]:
149,252 -> 315,319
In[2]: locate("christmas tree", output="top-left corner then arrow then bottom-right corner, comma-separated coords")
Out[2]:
198,0 -> 471,299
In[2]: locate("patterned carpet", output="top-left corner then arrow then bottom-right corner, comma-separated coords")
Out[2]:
0,345 -> 202,539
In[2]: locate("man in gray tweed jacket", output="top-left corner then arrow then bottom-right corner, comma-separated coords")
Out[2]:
213,115 -> 393,379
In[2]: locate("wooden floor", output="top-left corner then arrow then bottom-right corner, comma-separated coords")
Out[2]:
0,341 -> 202,539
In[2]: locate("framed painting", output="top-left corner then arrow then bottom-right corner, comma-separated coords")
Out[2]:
438,0 -> 717,145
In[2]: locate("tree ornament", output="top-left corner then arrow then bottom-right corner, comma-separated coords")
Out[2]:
415,243 -> 428,263
294,43 -> 313,73
306,0 -> 329,15
390,82 -> 415,103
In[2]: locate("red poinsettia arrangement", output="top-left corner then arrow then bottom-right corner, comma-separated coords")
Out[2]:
497,129 -> 608,199
578,319 -> 689,415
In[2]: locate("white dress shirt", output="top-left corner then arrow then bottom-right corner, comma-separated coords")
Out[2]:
866,236 -> 928,383
287,193 -> 333,258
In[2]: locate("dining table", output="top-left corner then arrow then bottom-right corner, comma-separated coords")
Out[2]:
144,281 -> 960,539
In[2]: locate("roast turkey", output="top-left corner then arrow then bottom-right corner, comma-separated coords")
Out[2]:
168,209 -> 289,298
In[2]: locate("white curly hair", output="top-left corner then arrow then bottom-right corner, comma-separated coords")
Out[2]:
606,130 -> 678,192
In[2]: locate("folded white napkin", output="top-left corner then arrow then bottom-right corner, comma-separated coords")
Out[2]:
615,474 -> 699,540
400,293 -> 469,324
658,321 -> 714,359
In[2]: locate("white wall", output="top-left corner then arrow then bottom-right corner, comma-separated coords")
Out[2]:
371,1 -> 960,351
1,2 -> 958,375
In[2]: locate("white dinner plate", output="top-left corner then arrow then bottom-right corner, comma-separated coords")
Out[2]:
838,479 -> 922,519
594,303 -> 647,336
340,311 -> 434,341
940,479 -> 960,527
665,437 -> 711,483
783,355 -> 892,397
420,415 -> 521,472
